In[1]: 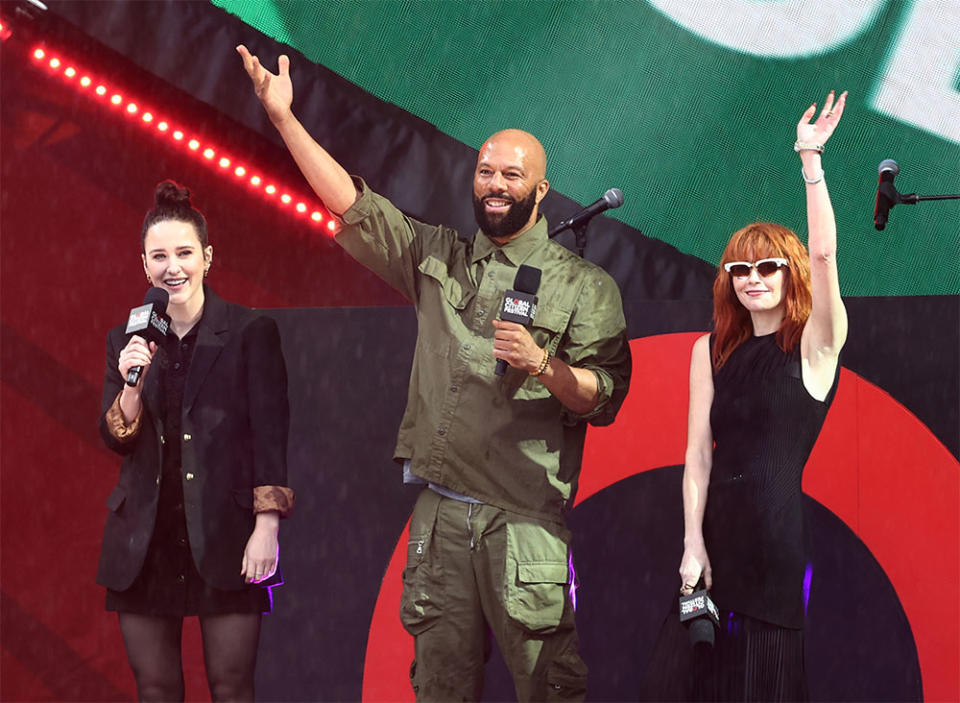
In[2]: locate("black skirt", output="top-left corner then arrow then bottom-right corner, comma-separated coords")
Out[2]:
705,611 -> 808,702
643,607 -> 807,702
105,488 -> 272,617
106,329 -> 272,617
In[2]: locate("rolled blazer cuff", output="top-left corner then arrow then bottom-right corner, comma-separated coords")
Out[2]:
253,485 -> 295,518
105,392 -> 142,442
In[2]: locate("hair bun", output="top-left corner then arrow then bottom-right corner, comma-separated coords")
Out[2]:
154,180 -> 192,208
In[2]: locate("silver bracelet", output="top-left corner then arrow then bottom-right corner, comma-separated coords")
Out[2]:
801,167 -> 824,184
794,140 -> 825,154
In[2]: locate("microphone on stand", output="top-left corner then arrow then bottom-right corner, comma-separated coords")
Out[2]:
124,287 -> 170,386
495,265 -> 542,377
548,188 -> 624,237
872,158 -> 960,231
873,159 -> 900,231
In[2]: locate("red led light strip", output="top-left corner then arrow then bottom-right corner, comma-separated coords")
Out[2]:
29,45 -> 337,233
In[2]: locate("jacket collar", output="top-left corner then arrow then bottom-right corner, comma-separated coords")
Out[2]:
141,284 -> 230,422
471,215 -> 549,268
182,285 -> 228,414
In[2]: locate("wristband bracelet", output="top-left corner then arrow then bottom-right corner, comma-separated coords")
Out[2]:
794,140 -> 824,154
801,167 -> 824,185
531,348 -> 551,376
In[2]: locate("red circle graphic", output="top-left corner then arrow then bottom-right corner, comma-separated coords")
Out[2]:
361,333 -> 959,701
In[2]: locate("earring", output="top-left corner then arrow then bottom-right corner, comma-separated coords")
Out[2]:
145,272 -> 152,285
204,266 -> 210,278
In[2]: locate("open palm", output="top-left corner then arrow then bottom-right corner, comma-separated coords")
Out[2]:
797,90 -> 847,146
237,45 -> 293,124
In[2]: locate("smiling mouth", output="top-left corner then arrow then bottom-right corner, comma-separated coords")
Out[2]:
483,196 -> 513,211
164,278 -> 187,288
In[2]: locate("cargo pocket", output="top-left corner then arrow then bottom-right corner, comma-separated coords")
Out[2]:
504,520 -> 570,634
400,490 -> 442,635
529,304 -> 571,351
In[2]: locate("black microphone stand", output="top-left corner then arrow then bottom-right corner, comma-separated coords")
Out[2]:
897,192 -> 960,204
549,220 -> 590,258
572,222 -> 588,259
876,181 -> 959,231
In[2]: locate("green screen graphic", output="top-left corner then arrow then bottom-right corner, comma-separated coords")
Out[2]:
215,0 -> 960,296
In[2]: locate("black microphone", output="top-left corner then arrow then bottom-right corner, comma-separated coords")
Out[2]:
873,159 -> 900,231
679,579 -> 720,648
495,265 -> 542,377
124,287 -> 171,387
548,188 -> 624,237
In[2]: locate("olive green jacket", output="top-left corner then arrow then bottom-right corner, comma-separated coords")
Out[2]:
337,179 -> 631,521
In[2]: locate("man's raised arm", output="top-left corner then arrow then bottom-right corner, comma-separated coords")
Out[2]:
237,45 -> 357,215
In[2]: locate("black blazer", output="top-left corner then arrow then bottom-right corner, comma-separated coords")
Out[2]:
97,287 -> 289,591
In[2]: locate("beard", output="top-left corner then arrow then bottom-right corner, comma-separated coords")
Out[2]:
472,187 -> 538,240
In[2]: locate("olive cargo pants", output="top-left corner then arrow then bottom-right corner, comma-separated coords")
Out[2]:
400,488 -> 587,701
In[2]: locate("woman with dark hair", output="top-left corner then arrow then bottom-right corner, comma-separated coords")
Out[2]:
678,91 -> 848,700
98,180 -> 293,701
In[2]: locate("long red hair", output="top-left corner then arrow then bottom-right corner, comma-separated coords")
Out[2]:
712,222 -> 812,370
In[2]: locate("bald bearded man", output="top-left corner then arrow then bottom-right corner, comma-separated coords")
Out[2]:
240,47 -> 631,701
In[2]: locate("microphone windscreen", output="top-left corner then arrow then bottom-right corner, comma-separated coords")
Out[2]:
688,617 -> 715,648
603,188 -> 624,208
878,159 -> 899,176
514,265 -> 542,295
143,286 -> 170,313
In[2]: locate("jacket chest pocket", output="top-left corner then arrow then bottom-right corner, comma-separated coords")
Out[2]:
416,257 -> 477,359
418,256 -> 475,311
529,304 -> 571,353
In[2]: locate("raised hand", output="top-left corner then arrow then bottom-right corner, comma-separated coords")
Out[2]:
236,44 -> 293,125
797,89 -> 847,148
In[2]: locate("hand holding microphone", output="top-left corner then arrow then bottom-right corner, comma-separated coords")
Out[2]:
122,287 -> 170,387
118,336 -> 158,389
679,576 -> 720,648
493,265 -> 542,376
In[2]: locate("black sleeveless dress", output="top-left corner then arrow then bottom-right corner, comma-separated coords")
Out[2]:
702,332 -> 840,699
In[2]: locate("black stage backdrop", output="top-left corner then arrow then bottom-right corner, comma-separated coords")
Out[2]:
1,2 -> 956,701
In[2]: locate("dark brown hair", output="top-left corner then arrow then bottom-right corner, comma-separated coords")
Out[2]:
141,180 -> 208,249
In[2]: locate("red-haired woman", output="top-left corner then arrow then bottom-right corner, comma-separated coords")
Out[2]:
678,91 -> 848,700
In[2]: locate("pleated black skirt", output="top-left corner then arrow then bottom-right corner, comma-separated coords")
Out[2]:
705,611 -> 808,702
642,608 -> 808,702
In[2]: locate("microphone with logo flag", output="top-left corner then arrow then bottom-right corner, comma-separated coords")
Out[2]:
124,287 -> 171,386
679,577 -> 720,648
495,265 -> 542,377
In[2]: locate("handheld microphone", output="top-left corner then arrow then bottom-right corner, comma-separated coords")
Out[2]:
124,287 -> 171,387
679,579 -> 720,648
873,159 -> 900,231
548,188 -> 624,237
495,265 -> 542,377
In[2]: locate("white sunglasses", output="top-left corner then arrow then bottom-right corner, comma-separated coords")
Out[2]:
723,257 -> 789,278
